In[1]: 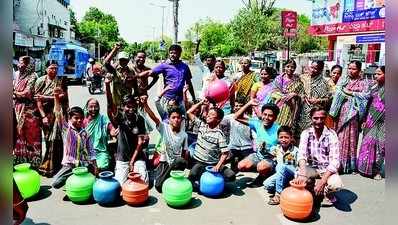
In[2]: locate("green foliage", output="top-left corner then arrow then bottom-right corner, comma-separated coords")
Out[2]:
184,7 -> 327,58
291,14 -> 328,53
77,7 -> 121,53
185,19 -> 245,59
229,8 -> 285,52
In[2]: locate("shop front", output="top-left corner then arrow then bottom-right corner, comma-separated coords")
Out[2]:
309,0 -> 386,68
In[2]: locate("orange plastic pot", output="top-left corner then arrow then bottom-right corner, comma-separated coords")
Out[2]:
121,172 -> 149,206
280,180 -> 313,221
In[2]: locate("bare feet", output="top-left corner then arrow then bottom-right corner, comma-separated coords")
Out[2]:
374,174 -> 383,180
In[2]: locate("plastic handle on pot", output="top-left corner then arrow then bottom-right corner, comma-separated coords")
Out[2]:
14,163 -> 31,171
99,171 -> 114,179
72,167 -> 88,175
289,179 -> 306,189
127,172 -> 141,180
205,166 -> 216,173
170,170 -> 185,178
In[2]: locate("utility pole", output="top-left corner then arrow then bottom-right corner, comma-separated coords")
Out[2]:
149,3 -> 167,41
96,24 -> 101,61
168,0 -> 179,44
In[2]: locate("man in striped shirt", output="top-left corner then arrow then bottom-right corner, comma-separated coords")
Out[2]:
296,106 -> 343,206
187,98 -> 236,190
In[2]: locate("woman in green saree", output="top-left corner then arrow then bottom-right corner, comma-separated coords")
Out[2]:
83,98 -> 116,172
270,59 -> 304,140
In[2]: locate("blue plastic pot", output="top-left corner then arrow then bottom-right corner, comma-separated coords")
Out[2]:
93,171 -> 121,205
199,166 -> 224,197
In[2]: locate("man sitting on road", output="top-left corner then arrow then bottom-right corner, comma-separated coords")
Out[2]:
296,106 -> 343,206
234,100 -> 280,187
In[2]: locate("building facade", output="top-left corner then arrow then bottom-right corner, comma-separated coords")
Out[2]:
309,0 -> 385,72
13,0 -> 72,74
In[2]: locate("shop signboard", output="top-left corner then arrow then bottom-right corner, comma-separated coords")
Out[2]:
311,0 -> 343,25
14,32 -> 33,47
34,36 -> 47,47
343,0 -> 385,22
309,18 -> 384,35
356,34 -> 385,43
281,11 -> 297,29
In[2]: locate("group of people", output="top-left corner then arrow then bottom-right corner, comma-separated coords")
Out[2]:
13,42 -> 385,208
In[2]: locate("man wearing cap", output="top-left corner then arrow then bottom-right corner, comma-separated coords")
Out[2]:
137,44 -> 196,113
103,43 -> 136,109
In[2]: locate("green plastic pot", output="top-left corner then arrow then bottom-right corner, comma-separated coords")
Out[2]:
162,170 -> 192,207
13,163 -> 40,199
65,167 -> 95,203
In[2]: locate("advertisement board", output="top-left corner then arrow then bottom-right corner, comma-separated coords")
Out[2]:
343,0 -> 385,22
311,0 -> 343,25
281,11 -> 298,29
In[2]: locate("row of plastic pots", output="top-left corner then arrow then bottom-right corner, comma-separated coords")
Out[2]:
13,163 -> 225,207
69,165 -> 225,207
13,163 -> 314,221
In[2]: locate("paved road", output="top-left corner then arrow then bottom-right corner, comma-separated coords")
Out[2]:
21,64 -> 384,225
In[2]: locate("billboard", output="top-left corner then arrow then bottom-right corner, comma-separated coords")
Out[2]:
311,0 -> 343,25
310,0 -> 385,35
343,0 -> 385,22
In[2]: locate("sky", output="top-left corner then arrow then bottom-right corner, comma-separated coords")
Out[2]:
70,0 -> 313,43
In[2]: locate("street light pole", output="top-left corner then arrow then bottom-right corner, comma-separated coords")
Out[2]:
161,6 -> 166,41
169,0 -> 179,44
149,3 -> 167,41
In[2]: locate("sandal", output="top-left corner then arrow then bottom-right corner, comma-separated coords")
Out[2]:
268,194 -> 280,205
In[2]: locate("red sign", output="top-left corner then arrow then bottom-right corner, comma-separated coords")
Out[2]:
283,28 -> 297,37
309,18 -> 385,35
281,11 -> 298,29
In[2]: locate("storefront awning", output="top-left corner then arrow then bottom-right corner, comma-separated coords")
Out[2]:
14,32 -> 33,47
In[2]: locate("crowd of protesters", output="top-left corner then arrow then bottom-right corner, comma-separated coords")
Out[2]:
13,42 -> 385,208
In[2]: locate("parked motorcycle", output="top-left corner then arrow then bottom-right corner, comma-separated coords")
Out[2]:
87,75 -> 103,94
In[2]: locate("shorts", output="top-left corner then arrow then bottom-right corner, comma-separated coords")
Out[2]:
247,153 -> 275,168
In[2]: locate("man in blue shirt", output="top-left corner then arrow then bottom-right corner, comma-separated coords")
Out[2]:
137,44 -> 196,113
234,100 -> 280,187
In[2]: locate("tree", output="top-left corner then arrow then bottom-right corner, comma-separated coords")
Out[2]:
229,8 -> 285,52
291,14 -> 327,54
241,0 -> 276,16
77,7 -> 121,55
69,9 -> 80,38
185,19 -> 245,59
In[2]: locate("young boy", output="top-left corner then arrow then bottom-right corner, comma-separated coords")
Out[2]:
187,98 -> 235,189
52,88 -> 97,188
263,126 -> 298,205
105,75 -> 148,185
234,99 -> 280,187
220,96 -> 254,172
143,99 -> 189,193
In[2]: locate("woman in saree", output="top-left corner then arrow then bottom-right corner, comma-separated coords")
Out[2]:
36,61 -> 69,177
329,60 -> 370,174
13,56 -> 42,169
298,60 -> 332,134
325,65 -> 343,129
250,66 -> 275,116
232,57 -> 258,104
357,66 -> 385,180
83,98 -> 116,172
270,59 -> 304,138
